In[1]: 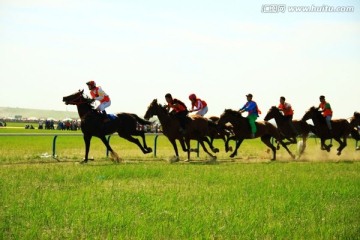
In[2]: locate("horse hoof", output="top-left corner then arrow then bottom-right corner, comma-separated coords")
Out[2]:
147,148 -> 153,153
228,146 -> 233,152
206,157 -> 216,163
184,159 -> 190,162
169,156 -> 180,163
337,152 -> 341,156
230,154 -> 235,158
80,160 -> 88,164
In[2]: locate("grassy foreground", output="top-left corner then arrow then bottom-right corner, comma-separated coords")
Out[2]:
1,161 -> 360,239
1,126 -> 360,239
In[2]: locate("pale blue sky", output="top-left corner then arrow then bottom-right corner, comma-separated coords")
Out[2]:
0,0 -> 359,119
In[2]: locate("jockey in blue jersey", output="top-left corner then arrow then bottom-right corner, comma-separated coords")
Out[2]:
239,94 -> 261,138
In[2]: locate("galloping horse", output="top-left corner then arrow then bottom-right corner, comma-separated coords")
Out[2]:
63,90 -> 152,163
301,106 -> 351,155
218,109 -> 296,160
264,106 -> 310,154
144,99 -> 219,162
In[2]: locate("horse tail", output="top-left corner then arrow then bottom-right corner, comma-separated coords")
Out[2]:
130,113 -> 152,125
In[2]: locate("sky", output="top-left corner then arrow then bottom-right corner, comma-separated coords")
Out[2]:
0,0 -> 359,120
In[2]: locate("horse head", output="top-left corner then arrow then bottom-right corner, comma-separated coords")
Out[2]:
218,109 -> 243,126
350,111 -> 360,127
302,106 -> 325,123
63,90 -> 94,106
264,106 -> 281,121
144,99 -> 162,120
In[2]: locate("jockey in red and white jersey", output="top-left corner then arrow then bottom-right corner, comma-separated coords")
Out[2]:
86,80 -> 111,114
188,93 -> 208,117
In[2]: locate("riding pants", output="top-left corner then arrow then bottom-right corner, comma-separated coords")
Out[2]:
194,106 -> 208,117
325,115 -> 332,130
96,100 -> 111,112
247,114 -> 258,134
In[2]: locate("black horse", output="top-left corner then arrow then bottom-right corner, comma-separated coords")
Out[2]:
302,106 -> 351,155
63,90 -> 152,163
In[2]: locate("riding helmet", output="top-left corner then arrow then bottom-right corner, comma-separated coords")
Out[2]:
189,93 -> 196,100
86,80 -> 96,89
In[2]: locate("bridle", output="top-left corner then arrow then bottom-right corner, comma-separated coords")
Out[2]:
65,93 -> 90,106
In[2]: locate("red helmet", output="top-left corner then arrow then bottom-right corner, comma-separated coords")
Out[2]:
189,93 -> 196,100
86,80 -> 96,89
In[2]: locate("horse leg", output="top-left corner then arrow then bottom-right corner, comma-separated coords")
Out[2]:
334,136 -> 347,156
276,137 -> 296,159
99,136 -> 121,163
198,140 -> 216,162
321,138 -> 331,152
225,136 -> 237,153
118,132 -> 151,154
82,135 -> 92,163
301,134 -> 307,154
230,139 -> 243,158
202,136 -> 219,153
134,130 -> 153,153
184,138 -> 191,162
168,138 -> 180,163
261,135 -> 277,160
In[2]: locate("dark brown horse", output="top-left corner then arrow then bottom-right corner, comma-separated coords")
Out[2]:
301,106 -> 351,155
264,106 -> 310,155
217,109 -> 296,160
144,99 -> 219,162
62,90 -> 152,163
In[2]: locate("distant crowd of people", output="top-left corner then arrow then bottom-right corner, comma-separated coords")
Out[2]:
37,120 -> 80,131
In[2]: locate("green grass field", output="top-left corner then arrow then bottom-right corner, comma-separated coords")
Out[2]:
1,124 -> 360,239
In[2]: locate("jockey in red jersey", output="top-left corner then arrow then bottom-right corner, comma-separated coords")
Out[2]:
318,95 -> 333,132
165,93 -> 188,134
86,80 -> 111,115
188,93 -> 208,116
278,96 -> 297,134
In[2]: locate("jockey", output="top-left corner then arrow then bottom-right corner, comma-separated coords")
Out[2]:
165,93 -> 188,134
86,80 -> 111,115
318,95 -> 332,132
188,93 -> 208,116
278,96 -> 297,134
239,93 -> 261,138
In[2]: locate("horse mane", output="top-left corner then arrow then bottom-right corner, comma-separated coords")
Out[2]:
151,99 -> 168,114
270,106 -> 278,111
80,92 -> 96,108
224,109 -> 243,118
309,106 -> 327,123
